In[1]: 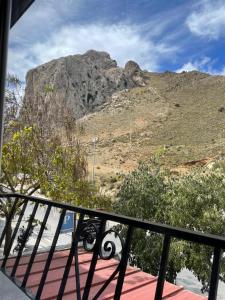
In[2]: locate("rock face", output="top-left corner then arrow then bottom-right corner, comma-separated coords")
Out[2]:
23,50 -> 145,127
124,60 -> 145,86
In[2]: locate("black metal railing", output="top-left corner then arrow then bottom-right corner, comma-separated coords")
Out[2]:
0,193 -> 225,300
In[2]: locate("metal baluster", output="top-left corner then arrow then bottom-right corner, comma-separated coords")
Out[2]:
82,219 -> 106,300
74,226 -> 82,300
1,200 -> 28,269
21,205 -> 51,289
114,226 -> 133,300
154,234 -> 171,300
0,196 -> 19,248
35,208 -> 66,300
208,247 -> 222,300
57,214 -> 84,300
11,202 -> 39,277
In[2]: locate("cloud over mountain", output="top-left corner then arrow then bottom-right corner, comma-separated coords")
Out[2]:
7,0 -> 225,80
9,22 -> 177,80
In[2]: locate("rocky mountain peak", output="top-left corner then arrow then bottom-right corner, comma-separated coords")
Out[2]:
83,50 -> 117,69
23,50 -> 145,128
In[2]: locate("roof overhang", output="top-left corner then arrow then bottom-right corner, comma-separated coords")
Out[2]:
11,0 -> 35,28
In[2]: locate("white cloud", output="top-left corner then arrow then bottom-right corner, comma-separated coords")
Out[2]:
176,57 -> 211,72
186,0 -> 225,39
8,0 -> 81,80
8,22 -> 178,80
10,0 -> 81,44
176,56 -> 225,75
7,0 -> 182,81
176,62 -> 199,73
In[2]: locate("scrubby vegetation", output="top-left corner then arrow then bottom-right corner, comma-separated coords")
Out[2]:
115,159 -> 225,292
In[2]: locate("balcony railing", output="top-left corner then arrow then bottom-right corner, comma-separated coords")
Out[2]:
0,193 -> 224,300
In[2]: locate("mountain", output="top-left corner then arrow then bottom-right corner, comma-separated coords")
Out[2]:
23,50 -> 145,129
23,50 -> 225,184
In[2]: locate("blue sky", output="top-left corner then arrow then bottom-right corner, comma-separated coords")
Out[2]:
8,0 -> 225,81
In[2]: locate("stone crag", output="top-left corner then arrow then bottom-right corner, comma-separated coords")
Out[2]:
23,50 -> 145,128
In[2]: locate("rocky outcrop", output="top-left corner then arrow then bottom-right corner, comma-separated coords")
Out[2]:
23,50 -> 145,128
124,60 -> 145,86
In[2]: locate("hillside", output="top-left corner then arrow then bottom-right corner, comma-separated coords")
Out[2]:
77,70 -> 225,182
22,51 -> 225,185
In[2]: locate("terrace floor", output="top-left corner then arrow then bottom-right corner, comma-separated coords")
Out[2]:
1,248 -> 207,300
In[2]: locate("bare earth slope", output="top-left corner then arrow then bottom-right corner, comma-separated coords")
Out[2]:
77,70 -> 225,180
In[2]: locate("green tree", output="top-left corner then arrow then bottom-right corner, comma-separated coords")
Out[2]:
115,161 -> 225,292
0,125 -> 110,254
115,161 -> 184,282
165,169 -> 225,291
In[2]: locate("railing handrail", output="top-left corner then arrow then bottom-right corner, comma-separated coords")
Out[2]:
1,192 -> 225,249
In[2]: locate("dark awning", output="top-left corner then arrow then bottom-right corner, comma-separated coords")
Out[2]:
11,0 -> 35,28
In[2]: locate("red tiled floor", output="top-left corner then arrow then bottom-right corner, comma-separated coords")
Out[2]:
164,290 -> 207,300
4,249 -> 207,300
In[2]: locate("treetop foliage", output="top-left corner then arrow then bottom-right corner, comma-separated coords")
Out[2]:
115,160 -> 225,292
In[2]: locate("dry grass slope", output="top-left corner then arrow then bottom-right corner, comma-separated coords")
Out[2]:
76,71 -> 225,185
